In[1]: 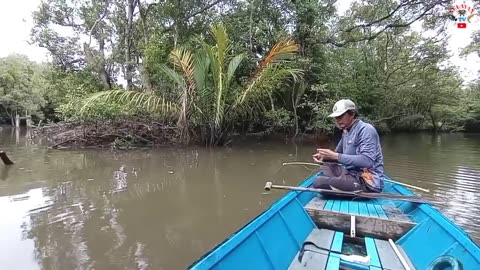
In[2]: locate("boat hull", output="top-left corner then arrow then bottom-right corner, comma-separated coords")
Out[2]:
188,172 -> 480,270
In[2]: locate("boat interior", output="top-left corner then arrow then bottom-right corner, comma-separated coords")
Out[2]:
289,193 -> 417,269
286,178 -> 475,270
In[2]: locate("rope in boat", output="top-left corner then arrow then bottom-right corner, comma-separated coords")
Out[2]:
298,241 -> 462,270
296,243 -> 404,270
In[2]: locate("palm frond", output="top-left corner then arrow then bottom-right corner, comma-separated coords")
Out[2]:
159,64 -> 186,90
80,90 -> 178,117
162,47 -> 199,132
202,23 -> 233,129
168,48 -> 196,93
226,53 -> 245,87
235,66 -> 303,107
235,39 -> 302,106
228,97 -> 268,122
257,38 -> 298,71
193,51 -> 211,94
210,24 -> 231,69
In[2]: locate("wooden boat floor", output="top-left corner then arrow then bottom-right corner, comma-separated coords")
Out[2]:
304,195 -> 417,241
290,195 -> 417,269
288,228 -> 341,270
288,227 -> 416,270
306,195 -> 414,222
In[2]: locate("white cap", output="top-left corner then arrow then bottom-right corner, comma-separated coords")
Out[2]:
328,99 -> 356,117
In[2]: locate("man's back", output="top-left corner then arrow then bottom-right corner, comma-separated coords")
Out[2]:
336,119 -> 384,192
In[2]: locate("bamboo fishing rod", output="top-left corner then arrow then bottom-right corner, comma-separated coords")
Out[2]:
282,161 -> 430,193
264,182 -> 429,204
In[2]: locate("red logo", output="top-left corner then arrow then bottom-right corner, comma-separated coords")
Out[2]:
457,22 -> 467,28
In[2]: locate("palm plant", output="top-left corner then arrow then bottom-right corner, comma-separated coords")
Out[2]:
79,23 -> 302,145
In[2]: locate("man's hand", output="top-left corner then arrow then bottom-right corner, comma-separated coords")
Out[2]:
312,152 -> 323,163
316,148 -> 339,161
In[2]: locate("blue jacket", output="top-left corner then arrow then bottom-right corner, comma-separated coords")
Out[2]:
336,119 -> 385,192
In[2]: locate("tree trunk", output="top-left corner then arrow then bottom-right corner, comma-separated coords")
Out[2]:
138,0 -> 154,92
83,38 -> 111,90
15,114 -> 20,128
177,96 -> 189,144
138,60 -> 153,93
125,0 -> 135,90
97,38 -> 112,89
428,108 -> 437,132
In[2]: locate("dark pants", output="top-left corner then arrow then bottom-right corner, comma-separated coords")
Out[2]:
313,163 -> 366,192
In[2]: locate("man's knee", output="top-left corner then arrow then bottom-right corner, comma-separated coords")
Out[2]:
312,176 -> 330,189
313,174 -> 362,192
321,162 -> 345,177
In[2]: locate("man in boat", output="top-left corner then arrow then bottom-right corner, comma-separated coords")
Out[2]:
312,99 -> 384,193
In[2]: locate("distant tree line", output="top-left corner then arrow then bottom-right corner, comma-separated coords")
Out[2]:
0,0 -> 479,146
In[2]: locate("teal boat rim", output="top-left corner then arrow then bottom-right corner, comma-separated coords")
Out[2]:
389,175 -> 480,257
187,172 -> 318,269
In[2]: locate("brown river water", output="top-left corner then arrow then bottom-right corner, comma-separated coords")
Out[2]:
0,127 -> 479,269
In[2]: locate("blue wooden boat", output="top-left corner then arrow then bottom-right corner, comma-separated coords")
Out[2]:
188,171 -> 480,270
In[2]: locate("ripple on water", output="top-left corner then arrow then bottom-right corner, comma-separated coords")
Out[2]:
437,167 -> 480,236
382,134 -> 480,245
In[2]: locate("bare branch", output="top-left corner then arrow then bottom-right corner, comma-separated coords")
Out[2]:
372,113 -> 407,123
326,0 -> 450,47
162,0 -> 225,33
88,0 -> 110,47
343,0 -> 416,33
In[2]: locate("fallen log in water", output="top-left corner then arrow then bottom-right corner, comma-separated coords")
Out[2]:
0,151 -> 14,165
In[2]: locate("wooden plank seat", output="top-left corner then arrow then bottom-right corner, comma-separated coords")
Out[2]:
365,237 -> 417,270
309,195 -> 412,219
304,196 -> 416,241
288,228 -> 344,269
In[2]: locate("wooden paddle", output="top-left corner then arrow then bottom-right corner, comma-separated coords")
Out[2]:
282,161 -> 430,193
264,182 -> 429,204
0,151 -> 14,165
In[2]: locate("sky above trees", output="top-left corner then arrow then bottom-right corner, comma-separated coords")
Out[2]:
0,0 -> 479,83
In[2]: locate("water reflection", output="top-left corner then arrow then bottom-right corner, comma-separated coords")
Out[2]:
439,166 -> 480,234
0,165 -> 12,180
383,132 -> 480,242
0,188 -> 50,270
0,128 -> 479,269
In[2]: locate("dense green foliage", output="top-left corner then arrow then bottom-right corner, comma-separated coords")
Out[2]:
0,55 -> 47,124
1,0 -> 479,145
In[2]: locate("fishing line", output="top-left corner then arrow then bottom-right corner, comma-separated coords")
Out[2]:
265,162 -> 322,186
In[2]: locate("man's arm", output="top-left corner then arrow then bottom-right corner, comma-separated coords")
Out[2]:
335,138 -> 343,153
337,127 -> 377,168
